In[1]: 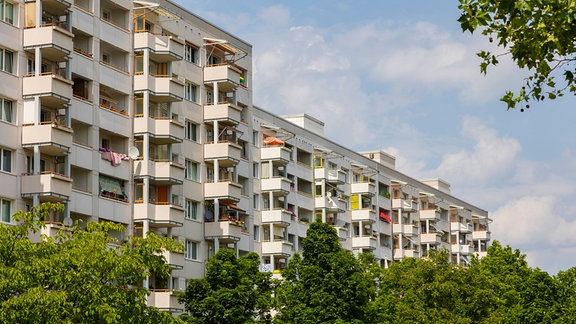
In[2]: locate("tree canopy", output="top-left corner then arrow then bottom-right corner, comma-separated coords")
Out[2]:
0,202 -> 182,323
275,221 -> 378,323
179,249 -> 274,324
458,0 -> 576,110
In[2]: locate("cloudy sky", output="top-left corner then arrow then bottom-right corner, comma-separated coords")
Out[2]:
174,0 -> 576,274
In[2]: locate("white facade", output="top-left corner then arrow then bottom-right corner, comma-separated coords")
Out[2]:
0,0 -> 490,313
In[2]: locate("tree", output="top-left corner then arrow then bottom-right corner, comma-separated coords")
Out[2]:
458,0 -> 576,109
179,249 -> 274,323
275,221 -> 378,323
0,202 -> 182,323
373,249 -> 493,323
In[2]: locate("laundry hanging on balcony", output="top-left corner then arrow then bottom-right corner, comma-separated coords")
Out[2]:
379,211 -> 392,223
99,148 -> 129,166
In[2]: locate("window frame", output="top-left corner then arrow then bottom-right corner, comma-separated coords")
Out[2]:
184,81 -> 198,102
0,98 -> 14,123
184,120 -> 198,142
185,199 -> 198,220
0,148 -> 12,173
0,199 -> 10,223
0,48 -> 14,73
184,159 -> 199,181
185,240 -> 198,260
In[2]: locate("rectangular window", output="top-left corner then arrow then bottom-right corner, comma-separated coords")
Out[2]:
0,48 -> 14,73
0,98 -> 14,123
0,199 -> 10,223
253,194 -> 259,209
185,120 -> 198,141
184,160 -> 199,181
185,240 -> 198,260
134,55 -> 143,74
185,199 -> 198,220
253,225 -> 260,241
184,43 -> 198,64
0,1 -> 14,25
1,148 -> 12,173
184,82 -> 197,102
252,163 -> 259,178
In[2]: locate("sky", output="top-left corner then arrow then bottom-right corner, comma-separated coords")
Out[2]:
173,0 -> 576,274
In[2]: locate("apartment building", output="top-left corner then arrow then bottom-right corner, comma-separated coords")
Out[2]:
0,0 -> 490,314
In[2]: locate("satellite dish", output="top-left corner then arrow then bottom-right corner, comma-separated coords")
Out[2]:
128,146 -> 140,160
63,217 -> 73,227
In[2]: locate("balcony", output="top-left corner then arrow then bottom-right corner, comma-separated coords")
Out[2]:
134,160 -> 184,185
204,181 -> 242,201
23,26 -> 73,60
204,64 -> 242,92
260,177 -> 291,194
261,146 -> 291,163
23,74 -> 73,102
351,209 -> 377,223
261,209 -> 292,225
420,209 -> 441,221
472,230 -> 491,241
21,172 -> 72,201
351,236 -> 378,250
315,196 -> 346,212
147,290 -> 183,313
392,198 -> 418,211
351,182 -> 376,196
22,123 -> 73,155
394,249 -> 419,259
204,220 -> 243,241
420,233 -> 442,245
134,117 -> 184,143
134,32 -> 184,62
451,244 -> 473,255
451,222 -> 472,233
334,226 -> 348,241
204,141 -> 241,167
314,168 -> 346,184
204,102 -> 242,124
393,223 -> 419,236
162,250 -> 185,270
134,74 -> 184,101
261,240 -> 293,256
133,203 -> 185,227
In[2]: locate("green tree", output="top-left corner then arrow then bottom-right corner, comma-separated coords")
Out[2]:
179,249 -> 274,323
275,221 -> 378,323
0,202 -> 183,323
556,266 -> 576,323
458,0 -> 576,109
374,249 -> 493,323
464,241 -> 561,323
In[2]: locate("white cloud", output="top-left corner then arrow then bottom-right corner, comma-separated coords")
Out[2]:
434,116 -> 521,185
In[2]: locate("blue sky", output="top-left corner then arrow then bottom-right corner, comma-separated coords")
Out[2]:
174,0 -> 576,274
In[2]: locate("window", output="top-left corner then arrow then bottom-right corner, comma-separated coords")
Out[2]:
252,163 -> 259,178
0,199 -> 10,223
253,194 -> 259,209
253,225 -> 260,241
184,43 -> 198,64
0,48 -> 14,73
185,120 -> 198,141
0,98 -> 13,123
185,240 -> 198,260
0,0 -> 14,25
0,148 -> 11,173
102,10 -> 110,20
185,199 -> 198,220
184,160 -> 198,181
184,82 -> 197,102
252,131 -> 258,145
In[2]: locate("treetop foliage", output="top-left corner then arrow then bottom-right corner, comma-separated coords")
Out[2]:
458,0 -> 576,110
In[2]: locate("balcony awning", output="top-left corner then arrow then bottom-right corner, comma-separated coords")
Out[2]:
204,37 -> 246,56
223,203 -> 245,213
263,136 -> 284,146
133,1 -> 182,19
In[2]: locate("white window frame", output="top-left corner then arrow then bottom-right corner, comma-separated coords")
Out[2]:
185,240 -> 198,260
0,98 -> 14,123
0,48 -> 14,73
0,148 -> 12,173
184,43 -> 198,64
184,81 -> 197,102
0,199 -> 11,223
0,1 -> 15,25
185,199 -> 198,220
184,159 -> 199,181
185,120 -> 198,142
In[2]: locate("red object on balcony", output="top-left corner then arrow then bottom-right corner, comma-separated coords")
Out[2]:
379,211 -> 392,223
